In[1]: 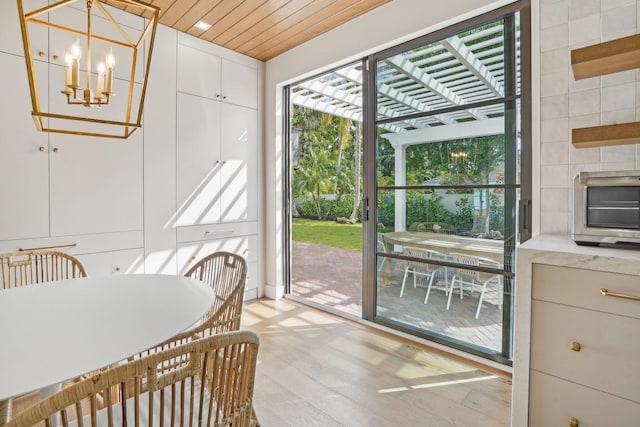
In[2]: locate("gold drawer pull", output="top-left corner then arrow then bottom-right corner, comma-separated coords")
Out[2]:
600,288 -> 640,302
568,417 -> 579,427
19,243 -> 77,252
570,342 -> 581,352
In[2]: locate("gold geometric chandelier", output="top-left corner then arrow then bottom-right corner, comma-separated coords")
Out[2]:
17,0 -> 159,139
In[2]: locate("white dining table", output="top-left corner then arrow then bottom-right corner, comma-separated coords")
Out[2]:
0,274 -> 215,402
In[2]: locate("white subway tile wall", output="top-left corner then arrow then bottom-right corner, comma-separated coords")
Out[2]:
538,0 -> 640,235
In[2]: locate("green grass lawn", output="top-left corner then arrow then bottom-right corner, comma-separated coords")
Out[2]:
292,218 -> 362,252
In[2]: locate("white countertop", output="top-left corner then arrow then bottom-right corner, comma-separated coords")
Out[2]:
517,234 -> 640,275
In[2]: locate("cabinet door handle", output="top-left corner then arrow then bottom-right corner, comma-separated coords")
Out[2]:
39,146 -> 46,152
52,147 -> 59,153
570,342 -> 581,352
599,288 -> 640,302
568,417 -> 579,427
205,229 -> 234,236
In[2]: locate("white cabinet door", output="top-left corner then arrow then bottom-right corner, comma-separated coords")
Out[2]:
76,248 -> 145,277
220,104 -> 257,222
177,44 -> 221,100
177,237 -> 250,276
221,59 -> 257,109
176,235 -> 257,292
176,93 -> 222,226
0,53 -> 49,241
0,0 -> 48,58
49,127 -> 143,236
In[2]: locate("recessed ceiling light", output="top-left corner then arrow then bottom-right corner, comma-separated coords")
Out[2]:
194,21 -> 212,31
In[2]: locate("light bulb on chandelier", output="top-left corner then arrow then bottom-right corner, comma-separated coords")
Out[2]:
61,1 -> 116,108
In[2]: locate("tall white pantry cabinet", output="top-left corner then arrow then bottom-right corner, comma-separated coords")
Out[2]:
0,1 -> 263,300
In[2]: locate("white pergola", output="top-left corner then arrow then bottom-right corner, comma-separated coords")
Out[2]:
290,21 -> 519,230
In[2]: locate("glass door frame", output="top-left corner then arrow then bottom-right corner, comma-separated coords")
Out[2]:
283,0 -> 531,365
362,1 -> 531,364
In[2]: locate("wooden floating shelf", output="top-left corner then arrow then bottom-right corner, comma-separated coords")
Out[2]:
571,34 -> 640,79
572,121 -> 640,148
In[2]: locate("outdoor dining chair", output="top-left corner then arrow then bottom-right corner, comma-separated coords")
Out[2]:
447,252 -> 503,319
0,249 -> 87,425
4,331 -> 260,427
400,247 -> 448,301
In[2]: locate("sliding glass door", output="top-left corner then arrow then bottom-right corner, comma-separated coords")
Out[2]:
286,61 -> 366,318
284,2 -> 530,364
369,9 -> 528,363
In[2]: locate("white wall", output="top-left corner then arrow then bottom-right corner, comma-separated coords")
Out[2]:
263,0 -> 523,298
538,0 -> 640,235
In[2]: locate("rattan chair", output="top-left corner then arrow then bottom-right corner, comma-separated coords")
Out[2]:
5,331 -> 260,427
137,251 -> 248,358
0,249 -> 87,424
0,250 -> 87,289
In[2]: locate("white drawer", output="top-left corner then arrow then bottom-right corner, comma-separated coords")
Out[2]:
176,235 -> 257,276
176,222 -> 257,243
529,370 -> 640,427
532,264 -> 640,319
75,248 -> 145,277
531,299 -> 640,403
0,231 -> 143,255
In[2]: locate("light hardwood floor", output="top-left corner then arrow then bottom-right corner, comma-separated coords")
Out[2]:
243,298 -> 511,427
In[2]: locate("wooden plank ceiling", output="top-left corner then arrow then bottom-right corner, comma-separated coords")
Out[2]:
108,0 -> 391,62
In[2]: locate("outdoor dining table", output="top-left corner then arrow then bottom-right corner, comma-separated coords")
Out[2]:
0,274 -> 215,407
382,231 -> 504,281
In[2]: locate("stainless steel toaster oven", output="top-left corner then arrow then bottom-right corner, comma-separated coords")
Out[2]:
572,170 -> 640,246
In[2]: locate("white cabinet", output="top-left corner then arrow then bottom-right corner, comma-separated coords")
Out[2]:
0,55 -> 143,240
220,58 -> 258,109
0,0 -> 48,58
48,132 -> 143,236
176,222 -> 259,299
177,44 -> 222,101
0,3 -> 144,276
174,33 -> 261,298
76,248 -> 145,277
176,93 -> 257,226
177,42 -> 257,109
0,53 -> 49,241
527,264 -> 640,426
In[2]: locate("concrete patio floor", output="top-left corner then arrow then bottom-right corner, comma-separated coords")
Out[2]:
291,240 -> 503,352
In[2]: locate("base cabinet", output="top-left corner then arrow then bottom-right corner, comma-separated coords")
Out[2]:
76,248 -> 145,277
177,222 -> 259,300
529,371 -> 640,427
528,263 -> 640,426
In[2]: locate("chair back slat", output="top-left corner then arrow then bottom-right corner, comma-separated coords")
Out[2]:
6,331 -> 259,427
405,247 -> 446,273
450,252 -> 481,282
184,251 -> 248,337
0,250 -> 87,289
